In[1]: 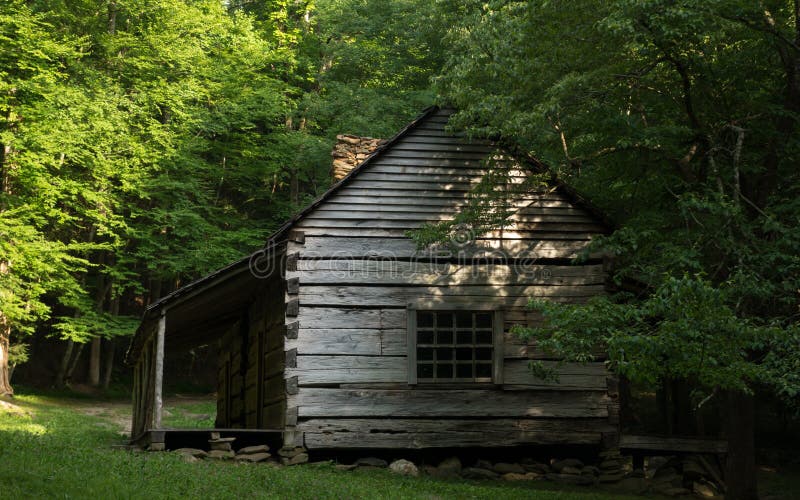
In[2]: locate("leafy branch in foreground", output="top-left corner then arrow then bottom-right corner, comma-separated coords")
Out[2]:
513,275 -> 800,407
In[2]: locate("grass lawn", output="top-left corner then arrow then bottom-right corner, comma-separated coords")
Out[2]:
1,391 -> 798,499
0,392 -> 637,499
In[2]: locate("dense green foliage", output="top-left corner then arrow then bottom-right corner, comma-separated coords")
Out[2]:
433,0 -> 800,404
2,1 -> 798,495
0,0 -> 438,391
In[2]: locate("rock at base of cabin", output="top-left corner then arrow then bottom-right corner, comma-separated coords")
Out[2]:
437,457 -> 462,477
147,442 -> 165,452
461,467 -> 499,480
278,446 -> 308,458
598,472 -> 626,483
420,465 -> 439,477
210,432 -> 221,440
561,466 -> 583,476
389,459 -> 419,477
235,452 -> 271,463
551,458 -> 584,473
208,437 -> 236,452
474,459 -> 494,470
238,445 -> 270,455
521,461 -> 551,474
692,480 -> 719,498
335,464 -> 358,472
174,448 -> 207,458
281,453 -> 309,466
598,459 -> 621,470
236,452 -> 272,462
208,450 -> 235,460
492,462 -> 525,475
582,466 -> 600,476
183,455 -> 200,464
355,457 -> 388,468
502,472 -> 538,481
545,473 -> 595,486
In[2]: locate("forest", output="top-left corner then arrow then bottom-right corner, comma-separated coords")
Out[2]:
1,1 -> 799,499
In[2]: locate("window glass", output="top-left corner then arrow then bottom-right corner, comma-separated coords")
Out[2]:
414,310 -> 495,382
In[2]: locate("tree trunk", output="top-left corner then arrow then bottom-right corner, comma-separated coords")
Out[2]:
101,295 -> 119,390
725,390 -> 758,500
0,322 -> 13,397
101,338 -> 114,390
107,0 -> 117,35
0,259 -> 13,396
88,336 -> 102,386
64,343 -> 85,386
54,340 -> 74,388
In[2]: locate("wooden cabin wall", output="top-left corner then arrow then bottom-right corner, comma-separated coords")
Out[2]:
216,321 -> 243,428
246,270 -> 287,429
131,333 -> 157,439
215,259 -> 287,430
280,108 -> 618,449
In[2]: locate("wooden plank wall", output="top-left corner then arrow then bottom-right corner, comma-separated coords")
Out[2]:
131,332 -> 157,439
215,261 -> 288,431
282,108 -> 616,449
216,321 -> 244,428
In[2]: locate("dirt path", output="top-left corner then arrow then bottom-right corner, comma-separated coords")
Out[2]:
65,394 -> 215,437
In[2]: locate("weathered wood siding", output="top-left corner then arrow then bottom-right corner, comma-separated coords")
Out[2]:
131,327 -> 158,439
282,108 -> 616,448
216,266 -> 287,429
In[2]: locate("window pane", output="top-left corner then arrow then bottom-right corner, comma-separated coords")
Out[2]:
476,313 -> 492,328
476,348 -> 492,361
418,364 -> 433,378
417,330 -> 434,344
436,364 -> 453,379
456,364 -> 474,378
413,310 -> 495,383
476,363 -> 492,378
475,331 -> 492,344
417,348 -> 434,361
418,312 -> 433,328
436,347 -> 453,361
437,312 -> 453,328
456,331 -> 473,344
455,311 -> 473,328
456,347 -> 472,361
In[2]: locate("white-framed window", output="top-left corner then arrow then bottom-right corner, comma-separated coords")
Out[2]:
407,305 -> 504,385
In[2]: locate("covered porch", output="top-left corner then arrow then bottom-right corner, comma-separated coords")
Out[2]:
125,245 -> 285,450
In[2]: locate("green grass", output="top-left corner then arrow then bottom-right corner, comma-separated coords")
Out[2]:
161,400 -> 217,429
0,393 -> 638,499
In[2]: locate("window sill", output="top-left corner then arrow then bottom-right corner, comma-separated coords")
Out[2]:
410,382 -> 500,390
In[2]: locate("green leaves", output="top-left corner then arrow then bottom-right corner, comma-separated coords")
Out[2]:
431,0 -> 799,411
518,275 -> 800,405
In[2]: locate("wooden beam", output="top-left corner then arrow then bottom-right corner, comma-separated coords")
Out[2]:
299,418 -> 611,449
153,311 -> 166,429
292,388 -> 610,418
619,434 -> 728,454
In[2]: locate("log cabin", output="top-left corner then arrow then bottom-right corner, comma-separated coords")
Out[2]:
125,106 -> 619,451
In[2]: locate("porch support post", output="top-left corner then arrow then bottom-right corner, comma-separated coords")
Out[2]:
153,310 -> 166,429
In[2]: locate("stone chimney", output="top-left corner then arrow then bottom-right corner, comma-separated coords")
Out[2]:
331,134 -> 385,181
